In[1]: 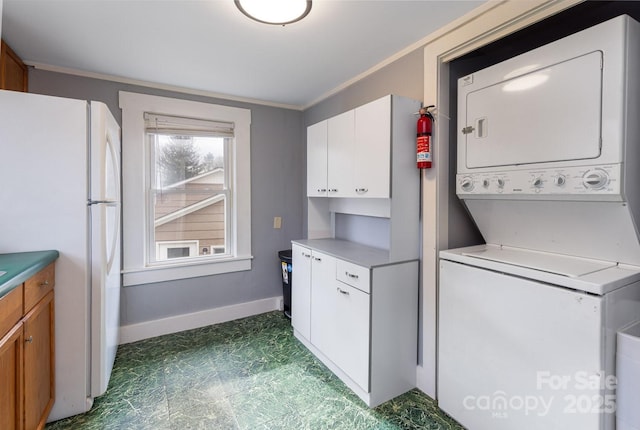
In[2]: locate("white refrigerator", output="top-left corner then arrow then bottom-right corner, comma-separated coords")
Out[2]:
0,90 -> 121,421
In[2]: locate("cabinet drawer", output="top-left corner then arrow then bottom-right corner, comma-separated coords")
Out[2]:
24,263 -> 55,312
0,284 -> 23,339
336,260 -> 370,294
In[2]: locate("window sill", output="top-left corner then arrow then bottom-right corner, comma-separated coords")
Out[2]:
122,255 -> 253,287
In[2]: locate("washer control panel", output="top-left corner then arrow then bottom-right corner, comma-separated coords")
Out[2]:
456,164 -> 622,198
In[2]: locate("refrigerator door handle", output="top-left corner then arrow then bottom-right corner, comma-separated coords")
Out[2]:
87,199 -> 118,206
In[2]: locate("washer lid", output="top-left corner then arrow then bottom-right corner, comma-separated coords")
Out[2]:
441,244 -> 640,295
461,246 -> 616,277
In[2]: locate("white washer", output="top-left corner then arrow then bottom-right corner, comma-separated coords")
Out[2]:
440,15 -> 640,430
439,245 -> 640,430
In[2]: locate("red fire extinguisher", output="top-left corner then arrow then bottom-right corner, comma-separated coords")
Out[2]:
417,105 -> 435,169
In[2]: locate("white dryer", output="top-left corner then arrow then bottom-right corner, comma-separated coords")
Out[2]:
439,15 -> 640,430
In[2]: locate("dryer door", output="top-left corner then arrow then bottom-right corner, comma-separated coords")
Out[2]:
462,51 -> 603,169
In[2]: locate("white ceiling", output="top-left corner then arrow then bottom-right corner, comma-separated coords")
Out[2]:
2,0 -> 484,109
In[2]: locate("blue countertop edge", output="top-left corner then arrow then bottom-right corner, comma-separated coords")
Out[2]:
0,250 -> 60,299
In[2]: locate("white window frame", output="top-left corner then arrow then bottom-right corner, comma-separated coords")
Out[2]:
156,240 -> 199,261
119,91 -> 252,286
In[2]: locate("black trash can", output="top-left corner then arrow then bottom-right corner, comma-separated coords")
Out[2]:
278,249 -> 292,319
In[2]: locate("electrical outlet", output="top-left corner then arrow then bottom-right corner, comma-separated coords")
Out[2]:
273,216 -> 282,229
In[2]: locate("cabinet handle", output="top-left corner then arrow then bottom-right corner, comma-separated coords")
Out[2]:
25,336 -> 33,344
336,287 -> 350,296
329,188 -> 338,192
39,280 -> 50,287
313,257 -> 322,262
345,271 -> 359,279
317,188 -> 327,193
355,188 -> 368,193
302,252 -> 311,258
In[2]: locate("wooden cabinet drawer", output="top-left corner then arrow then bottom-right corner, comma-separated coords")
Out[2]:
336,260 -> 370,293
0,285 -> 23,340
24,263 -> 55,312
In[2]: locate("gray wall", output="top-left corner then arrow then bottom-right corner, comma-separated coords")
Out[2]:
29,69 -> 304,325
304,48 -> 424,126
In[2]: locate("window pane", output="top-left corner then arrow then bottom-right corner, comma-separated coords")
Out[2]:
149,133 -> 229,263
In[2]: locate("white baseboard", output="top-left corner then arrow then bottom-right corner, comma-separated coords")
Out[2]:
118,296 -> 283,344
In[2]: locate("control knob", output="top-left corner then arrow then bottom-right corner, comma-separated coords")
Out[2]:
496,178 -> 505,189
460,177 -> 474,192
582,169 -> 609,190
553,175 -> 566,187
532,177 -> 543,188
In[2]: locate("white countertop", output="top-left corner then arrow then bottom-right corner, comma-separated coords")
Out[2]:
292,238 -> 416,268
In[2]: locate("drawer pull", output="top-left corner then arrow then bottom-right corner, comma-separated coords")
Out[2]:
39,280 -> 50,287
355,188 -> 368,193
337,287 -> 350,296
345,271 -> 359,279
25,336 -> 33,344
313,257 -> 322,262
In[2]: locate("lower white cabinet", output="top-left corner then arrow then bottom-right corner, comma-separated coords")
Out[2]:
291,240 -> 418,407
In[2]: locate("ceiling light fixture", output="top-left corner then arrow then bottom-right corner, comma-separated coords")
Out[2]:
235,0 -> 312,26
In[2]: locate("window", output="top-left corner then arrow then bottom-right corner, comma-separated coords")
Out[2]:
146,113 -> 232,264
119,92 -> 252,286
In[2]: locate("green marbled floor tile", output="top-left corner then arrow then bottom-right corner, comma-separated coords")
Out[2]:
45,311 -> 463,430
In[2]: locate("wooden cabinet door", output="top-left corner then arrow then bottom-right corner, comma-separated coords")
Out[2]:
354,96 -> 391,198
327,110 -> 356,197
0,41 -> 28,92
307,121 -> 328,197
291,244 -> 313,340
23,291 -> 54,430
0,323 -> 24,430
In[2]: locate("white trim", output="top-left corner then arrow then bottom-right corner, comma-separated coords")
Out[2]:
122,255 -> 253,286
418,0 -> 585,399
27,61 -> 301,111
118,296 -> 283,344
119,91 -> 252,286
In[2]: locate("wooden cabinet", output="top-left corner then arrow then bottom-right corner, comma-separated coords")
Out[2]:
0,263 -> 55,430
0,40 -> 28,92
292,240 -> 418,407
0,322 -> 24,430
306,95 -> 418,199
23,290 -> 54,430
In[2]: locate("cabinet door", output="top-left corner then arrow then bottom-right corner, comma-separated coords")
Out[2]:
0,323 -> 23,430
327,110 -> 356,197
307,121 -> 328,197
354,96 -> 391,198
309,251 -> 337,357
23,291 -> 54,430
291,244 -> 312,340
0,41 -> 28,92
332,281 -> 370,391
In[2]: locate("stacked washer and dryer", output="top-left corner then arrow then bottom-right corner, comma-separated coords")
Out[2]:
439,15 -> 640,430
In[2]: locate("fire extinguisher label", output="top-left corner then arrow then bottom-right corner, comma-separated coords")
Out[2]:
417,136 -> 431,161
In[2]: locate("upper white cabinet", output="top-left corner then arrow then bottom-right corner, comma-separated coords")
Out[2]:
307,121 -> 328,197
354,96 -> 392,198
327,110 -> 356,197
307,95 -> 418,199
